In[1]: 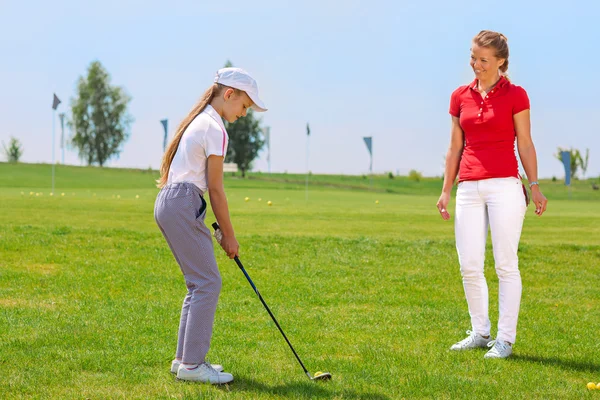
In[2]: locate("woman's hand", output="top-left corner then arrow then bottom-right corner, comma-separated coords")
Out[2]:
531,187 -> 548,216
436,192 -> 451,220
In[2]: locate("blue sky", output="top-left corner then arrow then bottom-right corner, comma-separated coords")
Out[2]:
1,0 -> 598,178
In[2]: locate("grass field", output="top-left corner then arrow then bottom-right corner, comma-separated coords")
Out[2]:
1,162 -> 599,399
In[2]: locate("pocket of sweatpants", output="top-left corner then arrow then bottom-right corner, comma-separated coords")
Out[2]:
194,195 -> 207,221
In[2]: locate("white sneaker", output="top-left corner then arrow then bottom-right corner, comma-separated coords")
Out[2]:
177,362 -> 233,384
484,340 -> 513,359
450,330 -> 493,351
171,359 -> 223,374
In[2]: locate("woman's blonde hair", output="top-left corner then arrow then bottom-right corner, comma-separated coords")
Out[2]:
473,30 -> 510,77
156,83 -> 239,188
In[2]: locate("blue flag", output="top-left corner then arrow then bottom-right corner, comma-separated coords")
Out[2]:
561,151 -> 571,186
363,137 -> 372,156
160,119 -> 168,152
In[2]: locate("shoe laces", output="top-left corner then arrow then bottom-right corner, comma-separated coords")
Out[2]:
457,330 -> 478,346
201,361 -> 218,374
487,340 -> 510,354
202,360 -> 227,384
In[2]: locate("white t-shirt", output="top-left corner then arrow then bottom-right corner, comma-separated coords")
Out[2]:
167,104 -> 229,194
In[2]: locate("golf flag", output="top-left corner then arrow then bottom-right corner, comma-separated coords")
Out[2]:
363,136 -> 372,156
561,151 -> 571,186
305,123 -> 310,201
160,119 -> 168,152
52,94 -> 61,110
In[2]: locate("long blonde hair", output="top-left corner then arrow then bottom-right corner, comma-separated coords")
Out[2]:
156,83 -> 232,188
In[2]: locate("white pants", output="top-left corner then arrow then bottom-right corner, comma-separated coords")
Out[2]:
455,177 -> 527,344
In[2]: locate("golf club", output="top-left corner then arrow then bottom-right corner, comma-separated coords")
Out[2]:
211,222 -> 331,381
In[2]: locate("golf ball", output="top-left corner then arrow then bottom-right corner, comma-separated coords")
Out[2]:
258,198 -> 262,201
596,383 -> 600,390
245,197 -> 249,201
587,382 -> 596,390
375,200 -> 379,204
267,201 -> 272,206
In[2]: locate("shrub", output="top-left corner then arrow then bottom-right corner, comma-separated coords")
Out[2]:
2,136 -> 23,162
408,169 -> 422,182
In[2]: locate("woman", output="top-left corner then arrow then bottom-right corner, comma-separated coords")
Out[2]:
154,67 -> 267,382
437,31 -> 548,359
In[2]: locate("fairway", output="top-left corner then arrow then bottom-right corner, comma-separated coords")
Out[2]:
1,163 -> 599,399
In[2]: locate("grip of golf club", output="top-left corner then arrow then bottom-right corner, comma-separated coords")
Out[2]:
212,222 -> 243,270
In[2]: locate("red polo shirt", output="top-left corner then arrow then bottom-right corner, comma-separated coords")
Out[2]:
449,76 -> 530,182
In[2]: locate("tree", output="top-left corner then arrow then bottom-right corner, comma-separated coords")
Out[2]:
555,147 -> 579,179
555,147 -> 590,179
2,136 -> 23,162
221,61 -> 266,177
69,61 -> 133,167
578,148 -> 590,179
224,108 -> 265,177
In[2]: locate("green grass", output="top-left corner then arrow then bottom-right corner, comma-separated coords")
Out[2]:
1,162 -> 599,399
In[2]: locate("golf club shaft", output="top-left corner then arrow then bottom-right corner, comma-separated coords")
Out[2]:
232,255 -> 310,375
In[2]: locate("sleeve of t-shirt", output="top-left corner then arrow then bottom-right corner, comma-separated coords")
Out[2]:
449,88 -> 461,117
512,86 -> 530,115
204,123 -> 227,158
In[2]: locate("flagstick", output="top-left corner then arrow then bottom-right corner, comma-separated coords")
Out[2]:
59,113 -> 65,165
305,133 -> 309,202
370,150 -> 373,190
268,135 -> 271,175
52,108 -> 56,195
362,137 -> 373,190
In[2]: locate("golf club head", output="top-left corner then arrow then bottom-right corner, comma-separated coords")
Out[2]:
310,372 -> 332,381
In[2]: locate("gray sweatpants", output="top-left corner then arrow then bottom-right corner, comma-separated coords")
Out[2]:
154,182 -> 222,364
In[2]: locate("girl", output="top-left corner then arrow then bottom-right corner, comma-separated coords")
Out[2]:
437,31 -> 548,359
154,67 -> 267,383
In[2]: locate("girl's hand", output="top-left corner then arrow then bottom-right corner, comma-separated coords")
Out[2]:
220,235 -> 239,259
436,192 -> 451,220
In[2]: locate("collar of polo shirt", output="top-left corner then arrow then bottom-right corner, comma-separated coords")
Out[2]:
470,75 -> 509,92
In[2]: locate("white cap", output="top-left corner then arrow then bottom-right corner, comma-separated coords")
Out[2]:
214,67 -> 267,112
